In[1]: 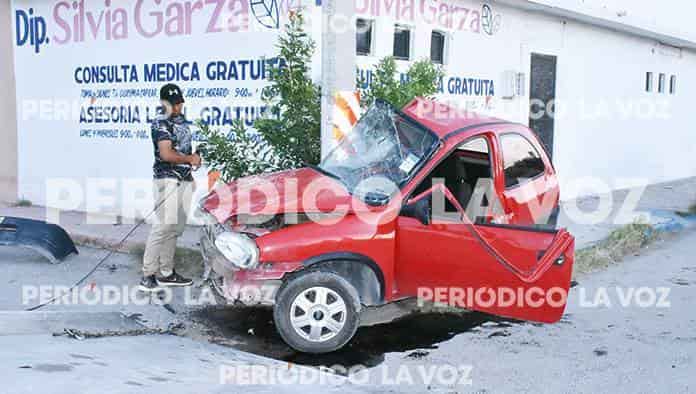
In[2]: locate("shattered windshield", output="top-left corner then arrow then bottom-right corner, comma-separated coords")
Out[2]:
320,100 -> 439,203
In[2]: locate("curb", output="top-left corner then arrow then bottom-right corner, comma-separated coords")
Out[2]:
70,234 -> 144,255
646,210 -> 696,237
68,228 -> 201,256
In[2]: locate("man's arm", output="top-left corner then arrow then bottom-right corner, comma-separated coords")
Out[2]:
158,140 -> 201,168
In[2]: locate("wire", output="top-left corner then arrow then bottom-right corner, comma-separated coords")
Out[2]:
25,182 -> 184,312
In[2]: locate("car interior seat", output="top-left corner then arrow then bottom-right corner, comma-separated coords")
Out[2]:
455,157 -> 473,210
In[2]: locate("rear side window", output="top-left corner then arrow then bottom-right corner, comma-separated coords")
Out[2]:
500,134 -> 546,188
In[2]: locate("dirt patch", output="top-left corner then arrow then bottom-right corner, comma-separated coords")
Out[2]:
574,221 -> 656,277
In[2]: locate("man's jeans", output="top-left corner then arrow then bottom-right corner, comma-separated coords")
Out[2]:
143,178 -> 194,277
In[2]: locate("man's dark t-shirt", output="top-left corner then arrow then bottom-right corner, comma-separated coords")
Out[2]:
151,114 -> 193,181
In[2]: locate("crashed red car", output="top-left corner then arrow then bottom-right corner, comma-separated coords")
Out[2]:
199,98 -> 575,354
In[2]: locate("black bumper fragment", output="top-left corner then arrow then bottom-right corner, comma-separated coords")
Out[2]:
0,217 -> 78,263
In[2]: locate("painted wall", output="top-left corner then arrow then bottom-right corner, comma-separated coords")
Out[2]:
10,0 -> 313,214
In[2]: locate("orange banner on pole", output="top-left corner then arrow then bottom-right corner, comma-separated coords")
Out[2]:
332,91 -> 361,144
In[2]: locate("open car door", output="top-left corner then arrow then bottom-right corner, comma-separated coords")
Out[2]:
395,184 -> 574,323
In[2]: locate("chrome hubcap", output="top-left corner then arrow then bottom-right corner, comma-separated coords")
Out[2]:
289,286 -> 347,342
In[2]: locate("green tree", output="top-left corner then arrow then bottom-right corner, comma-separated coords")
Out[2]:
200,12 -> 443,182
199,10 -> 320,181
255,10 -> 322,169
358,56 -> 444,109
198,120 -> 281,181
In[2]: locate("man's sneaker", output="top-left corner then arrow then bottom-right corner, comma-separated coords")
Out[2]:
139,275 -> 160,292
157,271 -> 193,287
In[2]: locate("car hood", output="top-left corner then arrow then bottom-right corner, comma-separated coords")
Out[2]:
201,167 -> 358,224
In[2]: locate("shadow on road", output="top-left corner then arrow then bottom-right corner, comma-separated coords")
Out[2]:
191,306 -> 499,369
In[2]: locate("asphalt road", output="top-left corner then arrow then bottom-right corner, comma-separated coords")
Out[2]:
0,230 -> 695,393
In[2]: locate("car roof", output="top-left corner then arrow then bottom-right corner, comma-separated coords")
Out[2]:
401,97 -> 512,140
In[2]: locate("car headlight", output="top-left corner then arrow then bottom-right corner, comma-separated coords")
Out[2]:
214,232 -> 260,270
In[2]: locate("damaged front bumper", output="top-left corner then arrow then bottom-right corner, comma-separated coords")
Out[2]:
0,217 -> 78,263
200,225 -> 299,306
200,224 -> 247,279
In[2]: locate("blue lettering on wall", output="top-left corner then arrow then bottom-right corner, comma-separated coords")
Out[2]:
15,8 -> 48,53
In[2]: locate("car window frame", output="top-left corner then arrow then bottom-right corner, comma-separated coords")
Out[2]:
499,132 -> 547,191
403,134 -> 494,207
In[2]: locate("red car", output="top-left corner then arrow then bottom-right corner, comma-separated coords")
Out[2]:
199,98 -> 575,354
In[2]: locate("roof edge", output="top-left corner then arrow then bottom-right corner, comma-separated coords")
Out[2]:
494,0 -> 696,51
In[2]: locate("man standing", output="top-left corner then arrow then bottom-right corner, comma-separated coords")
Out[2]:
139,83 -> 201,292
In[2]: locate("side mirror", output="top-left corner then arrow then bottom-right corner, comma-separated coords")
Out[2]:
400,197 -> 431,226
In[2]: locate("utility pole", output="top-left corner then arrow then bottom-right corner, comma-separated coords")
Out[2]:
320,0 -> 356,159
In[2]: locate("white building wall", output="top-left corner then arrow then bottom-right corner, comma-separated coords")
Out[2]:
355,0 -> 696,199
554,21 -> 696,196
528,0 -> 696,44
5,0 -> 695,211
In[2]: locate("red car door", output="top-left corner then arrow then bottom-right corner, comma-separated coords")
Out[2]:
394,185 -> 574,323
494,129 -> 560,227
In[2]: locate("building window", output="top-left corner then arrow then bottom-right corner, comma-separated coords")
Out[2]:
645,72 -> 653,92
658,73 -> 666,93
356,19 -> 374,56
393,25 -> 412,60
430,31 -> 446,64
670,75 -> 677,94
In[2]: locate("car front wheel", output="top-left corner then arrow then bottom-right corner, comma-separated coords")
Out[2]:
273,270 -> 361,354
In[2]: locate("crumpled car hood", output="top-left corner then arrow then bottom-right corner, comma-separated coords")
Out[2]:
202,167 -> 359,224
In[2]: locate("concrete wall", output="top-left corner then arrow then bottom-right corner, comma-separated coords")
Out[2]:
0,0 -> 18,203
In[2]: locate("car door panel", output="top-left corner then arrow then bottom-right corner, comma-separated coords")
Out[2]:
395,184 -> 574,323
502,175 -> 559,226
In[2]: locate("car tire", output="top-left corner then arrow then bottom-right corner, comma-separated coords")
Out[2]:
273,270 -> 361,354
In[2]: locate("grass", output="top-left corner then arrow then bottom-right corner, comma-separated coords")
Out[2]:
573,221 -> 656,277
13,198 -> 32,207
